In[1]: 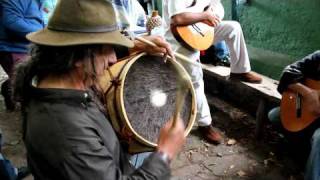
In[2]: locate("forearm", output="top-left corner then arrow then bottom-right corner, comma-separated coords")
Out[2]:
171,12 -> 208,26
4,19 -> 43,38
2,0 -> 44,38
278,51 -> 320,94
287,83 -> 313,96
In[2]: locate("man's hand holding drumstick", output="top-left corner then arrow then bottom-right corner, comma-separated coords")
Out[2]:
133,35 -> 194,163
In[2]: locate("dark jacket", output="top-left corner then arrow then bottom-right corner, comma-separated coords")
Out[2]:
278,50 -> 320,94
24,87 -> 170,180
0,0 -> 45,53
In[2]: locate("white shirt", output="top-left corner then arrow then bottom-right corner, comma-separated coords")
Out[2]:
111,0 -> 147,32
163,0 -> 224,60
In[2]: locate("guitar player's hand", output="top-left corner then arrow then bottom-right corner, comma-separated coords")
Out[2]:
203,9 -> 220,27
304,89 -> 320,116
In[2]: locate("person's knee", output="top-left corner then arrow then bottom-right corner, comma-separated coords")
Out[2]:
223,21 -> 242,33
218,21 -> 242,41
312,128 -> 320,147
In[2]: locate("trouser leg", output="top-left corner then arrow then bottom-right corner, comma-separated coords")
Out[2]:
0,52 -> 15,110
214,21 -> 251,73
130,152 -> 152,168
0,52 -> 27,110
214,41 -> 229,60
178,58 -> 212,126
305,128 -> 320,180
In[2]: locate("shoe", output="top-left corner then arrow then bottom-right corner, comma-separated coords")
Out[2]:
229,72 -> 262,84
198,126 -> 223,144
1,80 -> 16,111
17,166 -> 31,180
216,55 -> 230,67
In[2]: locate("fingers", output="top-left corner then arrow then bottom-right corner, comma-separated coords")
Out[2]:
204,13 -> 220,27
175,117 -> 185,130
157,117 -> 186,160
163,118 -> 173,131
210,16 -> 220,27
143,35 -> 176,61
162,118 -> 185,138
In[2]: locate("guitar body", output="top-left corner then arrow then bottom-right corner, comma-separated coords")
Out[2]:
170,0 -> 215,51
172,23 -> 214,51
280,79 -> 320,132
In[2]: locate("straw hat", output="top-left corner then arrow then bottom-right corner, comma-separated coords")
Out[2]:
27,0 -> 134,48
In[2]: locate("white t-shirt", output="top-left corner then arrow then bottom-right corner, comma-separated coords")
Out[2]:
111,0 -> 147,33
163,0 -> 224,60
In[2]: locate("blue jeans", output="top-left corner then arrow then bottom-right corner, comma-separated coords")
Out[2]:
0,132 -> 18,180
130,152 -> 152,168
268,107 -> 320,180
305,128 -> 320,180
214,41 -> 230,60
0,154 -> 17,180
267,107 -> 281,127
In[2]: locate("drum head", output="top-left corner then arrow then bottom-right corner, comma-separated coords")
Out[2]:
123,55 -> 193,144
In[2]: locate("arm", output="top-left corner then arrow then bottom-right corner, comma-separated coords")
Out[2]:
171,10 -> 220,27
2,0 -> 44,38
62,132 -> 171,180
278,51 -> 320,94
130,35 -> 174,59
62,118 -> 184,180
166,0 -> 220,27
171,12 -> 209,26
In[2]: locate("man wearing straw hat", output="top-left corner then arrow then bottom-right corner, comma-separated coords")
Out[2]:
13,0 -> 185,179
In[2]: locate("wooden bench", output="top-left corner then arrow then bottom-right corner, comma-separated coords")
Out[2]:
201,64 -> 281,139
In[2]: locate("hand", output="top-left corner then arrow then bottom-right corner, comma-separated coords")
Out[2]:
203,8 -> 220,27
157,118 -> 186,161
133,35 -> 175,60
303,89 -> 320,116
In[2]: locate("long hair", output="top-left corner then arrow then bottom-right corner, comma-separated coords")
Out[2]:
13,44 -> 106,104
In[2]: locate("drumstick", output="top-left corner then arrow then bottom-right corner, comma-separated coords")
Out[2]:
172,85 -> 188,129
135,36 -> 201,67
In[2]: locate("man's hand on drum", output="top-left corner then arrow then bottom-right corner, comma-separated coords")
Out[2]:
157,118 -> 186,162
132,35 -> 175,60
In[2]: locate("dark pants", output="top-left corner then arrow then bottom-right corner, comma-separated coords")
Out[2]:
0,154 -> 17,180
0,52 -> 27,110
0,131 -> 18,180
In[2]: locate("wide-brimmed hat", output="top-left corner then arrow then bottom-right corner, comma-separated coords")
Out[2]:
27,0 -> 134,48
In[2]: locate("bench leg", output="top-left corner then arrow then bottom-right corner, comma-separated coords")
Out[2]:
255,99 -> 267,140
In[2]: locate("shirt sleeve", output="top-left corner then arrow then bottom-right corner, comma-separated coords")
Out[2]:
61,134 -> 171,180
167,0 -> 189,18
1,0 -> 44,39
130,0 -> 146,27
277,51 -> 320,93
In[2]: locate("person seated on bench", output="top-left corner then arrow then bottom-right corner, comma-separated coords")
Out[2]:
268,51 -> 320,180
209,0 -> 261,83
200,41 -> 230,66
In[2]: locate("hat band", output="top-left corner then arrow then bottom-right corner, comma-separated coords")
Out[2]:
47,24 -> 119,33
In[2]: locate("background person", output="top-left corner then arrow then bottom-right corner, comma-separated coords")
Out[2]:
268,51 -> 320,180
0,0 -> 49,111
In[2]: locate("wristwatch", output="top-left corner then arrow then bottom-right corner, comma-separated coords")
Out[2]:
157,151 -> 171,165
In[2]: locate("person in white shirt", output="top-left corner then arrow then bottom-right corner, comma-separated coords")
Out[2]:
163,0 -> 262,144
112,0 -> 147,33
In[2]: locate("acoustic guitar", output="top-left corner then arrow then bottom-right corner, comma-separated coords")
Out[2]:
280,79 -> 320,132
171,0 -> 215,51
